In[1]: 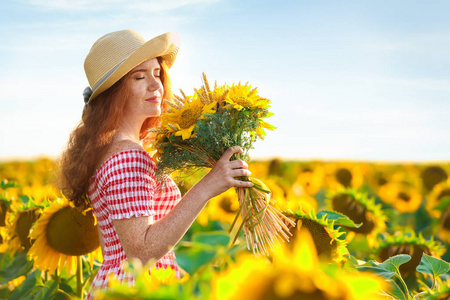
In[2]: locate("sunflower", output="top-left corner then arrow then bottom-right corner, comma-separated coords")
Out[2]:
389,165 -> 422,187
377,182 -> 422,213
28,197 -> 102,275
93,259 -> 189,299
374,231 -> 446,277
324,162 -> 365,191
203,188 -> 240,225
224,82 -> 270,112
438,207 -> 450,244
365,163 -> 392,193
426,179 -> 450,218
267,158 -> 286,178
292,164 -> 325,196
6,199 -> 41,255
327,188 -> 387,247
162,94 -> 217,140
283,209 -> 348,263
275,191 -> 317,215
248,161 -> 271,179
420,165 -> 448,192
21,182 -> 58,204
211,229 -> 388,300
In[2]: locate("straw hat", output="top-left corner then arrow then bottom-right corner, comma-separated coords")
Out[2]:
83,29 -> 180,103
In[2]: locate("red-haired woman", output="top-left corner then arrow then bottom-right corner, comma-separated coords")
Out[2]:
58,30 -> 252,299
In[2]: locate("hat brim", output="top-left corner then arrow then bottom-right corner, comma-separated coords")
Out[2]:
89,31 -> 180,102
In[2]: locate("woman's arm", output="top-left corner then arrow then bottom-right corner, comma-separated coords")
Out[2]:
112,146 -> 252,264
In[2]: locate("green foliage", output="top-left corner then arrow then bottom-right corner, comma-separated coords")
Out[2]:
357,254 -> 412,299
155,104 -> 271,180
357,264 -> 396,279
34,280 -> 58,300
10,270 -> 42,300
416,253 -> 450,289
316,210 -> 362,228
0,252 -> 34,285
379,254 -> 412,274
0,179 -> 20,190
176,231 -> 234,275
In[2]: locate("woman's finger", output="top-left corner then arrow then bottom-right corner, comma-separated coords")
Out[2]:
219,146 -> 243,162
233,179 -> 253,188
229,159 -> 249,170
230,168 -> 252,178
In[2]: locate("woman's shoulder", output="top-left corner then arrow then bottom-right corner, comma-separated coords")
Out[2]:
95,141 -> 155,177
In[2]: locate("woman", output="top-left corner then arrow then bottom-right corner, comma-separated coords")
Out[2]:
58,29 -> 253,299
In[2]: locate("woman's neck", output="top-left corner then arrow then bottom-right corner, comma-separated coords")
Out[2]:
115,118 -> 143,144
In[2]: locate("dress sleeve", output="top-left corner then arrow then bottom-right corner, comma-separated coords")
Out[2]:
104,150 -> 157,220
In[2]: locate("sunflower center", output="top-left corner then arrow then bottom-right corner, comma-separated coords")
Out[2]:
179,106 -> 202,129
378,177 -> 387,186
331,194 -> 375,234
290,218 -> 335,259
0,202 -> 7,227
336,168 -> 352,187
16,209 -> 39,249
261,284 -> 337,300
268,158 -> 283,177
398,192 -> 411,202
231,96 -> 253,107
441,209 -> 450,229
46,207 -> 99,256
421,166 -> 448,191
219,196 -> 237,213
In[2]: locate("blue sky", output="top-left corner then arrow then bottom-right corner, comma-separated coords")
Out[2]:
1,0 -> 449,161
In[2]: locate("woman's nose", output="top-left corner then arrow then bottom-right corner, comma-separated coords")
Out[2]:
148,77 -> 162,91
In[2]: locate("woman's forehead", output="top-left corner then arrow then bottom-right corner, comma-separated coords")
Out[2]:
131,58 -> 160,72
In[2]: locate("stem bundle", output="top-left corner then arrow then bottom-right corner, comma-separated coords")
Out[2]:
229,178 -> 295,255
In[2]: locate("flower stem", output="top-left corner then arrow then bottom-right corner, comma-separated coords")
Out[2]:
395,273 -> 411,299
76,255 -> 84,299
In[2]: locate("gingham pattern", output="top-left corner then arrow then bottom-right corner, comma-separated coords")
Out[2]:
85,149 -> 181,300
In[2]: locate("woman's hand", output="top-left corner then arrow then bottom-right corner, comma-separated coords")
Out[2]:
200,146 -> 253,199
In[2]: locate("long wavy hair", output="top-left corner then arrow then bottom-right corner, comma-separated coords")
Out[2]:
58,57 -> 172,208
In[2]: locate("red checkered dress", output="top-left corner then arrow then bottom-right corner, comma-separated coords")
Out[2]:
85,149 -> 182,300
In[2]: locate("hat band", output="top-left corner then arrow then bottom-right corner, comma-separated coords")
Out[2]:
91,58 -> 127,94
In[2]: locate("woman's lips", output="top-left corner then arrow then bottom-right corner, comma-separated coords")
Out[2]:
145,96 -> 160,103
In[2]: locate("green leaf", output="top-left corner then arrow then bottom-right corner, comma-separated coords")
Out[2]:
0,252 -> 34,284
0,180 -> 20,190
317,210 -> 362,228
389,280 -> 408,300
175,244 -> 217,275
416,253 -> 450,279
357,266 -> 396,279
379,254 -> 412,274
34,280 -> 58,300
191,231 -> 230,247
10,270 -> 41,300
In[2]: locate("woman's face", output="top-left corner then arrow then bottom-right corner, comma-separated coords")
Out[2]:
123,58 -> 164,123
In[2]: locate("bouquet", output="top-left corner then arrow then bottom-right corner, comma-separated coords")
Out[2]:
149,73 -> 295,255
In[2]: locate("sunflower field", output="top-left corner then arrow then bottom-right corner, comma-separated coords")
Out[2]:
0,157 -> 449,299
